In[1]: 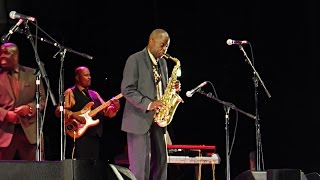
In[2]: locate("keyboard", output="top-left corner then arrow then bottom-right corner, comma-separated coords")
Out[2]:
168,154 -> 220,164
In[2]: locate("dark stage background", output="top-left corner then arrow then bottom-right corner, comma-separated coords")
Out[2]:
1,0 -> 319,179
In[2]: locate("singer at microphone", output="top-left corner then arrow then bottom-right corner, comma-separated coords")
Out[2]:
226,39 -> 249,45
1,19 -> 24,43
186,81 -> 208,97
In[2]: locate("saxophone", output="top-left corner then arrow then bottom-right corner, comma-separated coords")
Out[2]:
154,54 -> 183,127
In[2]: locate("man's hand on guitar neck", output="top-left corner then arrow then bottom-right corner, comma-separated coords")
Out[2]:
71,113 -> 86,124
106,98 -> 120,118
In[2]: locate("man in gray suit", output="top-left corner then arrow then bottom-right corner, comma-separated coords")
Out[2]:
0,42 -> 46,160
121,29 -> 181,180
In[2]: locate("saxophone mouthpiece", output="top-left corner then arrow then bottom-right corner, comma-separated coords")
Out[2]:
163,53 -> 173,59
163,53 -> 179,64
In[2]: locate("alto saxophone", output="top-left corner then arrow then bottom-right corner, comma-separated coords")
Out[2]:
154,54 -> 183,127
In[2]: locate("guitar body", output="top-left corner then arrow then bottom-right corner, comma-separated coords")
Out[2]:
65,102 -> 100,139
65,93 -> 123,139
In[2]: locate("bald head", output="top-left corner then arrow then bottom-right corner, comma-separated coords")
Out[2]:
0,42 -> 19,70
0,42 -> 19,55
147,29 -> 170,59
74,66 -> 91,88
148,29 -> 169,41
75,66 -> 89,76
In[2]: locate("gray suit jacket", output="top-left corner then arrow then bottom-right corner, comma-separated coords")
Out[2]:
121,48 -> 168,134
0,65 -> 46,147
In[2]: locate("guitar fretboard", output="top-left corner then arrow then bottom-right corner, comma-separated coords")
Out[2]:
89,93 -> 123,117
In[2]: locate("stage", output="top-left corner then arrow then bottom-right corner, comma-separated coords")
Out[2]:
0,159 -> 135,180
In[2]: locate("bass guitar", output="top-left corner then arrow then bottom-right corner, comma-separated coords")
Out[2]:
65,93 -> 123,139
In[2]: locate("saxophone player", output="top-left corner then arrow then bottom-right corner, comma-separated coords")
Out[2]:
121,28 -> 181,180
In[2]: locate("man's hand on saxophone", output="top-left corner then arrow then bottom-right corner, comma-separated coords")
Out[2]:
173,80 -> 181,92
148,100 -> 167,111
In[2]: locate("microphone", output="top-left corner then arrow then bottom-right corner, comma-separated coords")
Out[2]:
1,19 -> 24,43
9,11 -> 36,21
226,39 -> 249,45
186,81 -> 208,97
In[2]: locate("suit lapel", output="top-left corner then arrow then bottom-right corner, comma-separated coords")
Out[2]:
0,72 -> 16,100
15,66 -> 34,106
17,67 -> 28,104
143,49 -> 156,85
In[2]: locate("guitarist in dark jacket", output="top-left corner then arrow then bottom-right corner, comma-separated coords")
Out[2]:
55,66 -> 120,160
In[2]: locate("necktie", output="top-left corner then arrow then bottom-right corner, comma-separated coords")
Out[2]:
152,64 -> 163,99
83,89 -> 92,100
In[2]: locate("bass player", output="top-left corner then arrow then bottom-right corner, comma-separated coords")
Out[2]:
55,66 -> 120,160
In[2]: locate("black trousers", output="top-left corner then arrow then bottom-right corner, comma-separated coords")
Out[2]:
65,135 -> 101,160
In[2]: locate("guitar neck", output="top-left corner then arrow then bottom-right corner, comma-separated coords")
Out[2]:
88,93 -> 123,117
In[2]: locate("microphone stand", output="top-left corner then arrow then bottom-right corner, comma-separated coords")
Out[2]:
17,28 -> 93,60
18,23 -> 93,160
197,90 -> 256,180
238,44 -> 271,171
35,71 -> 42,160
56,48 -> 67,161
23,21 -> 57,161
